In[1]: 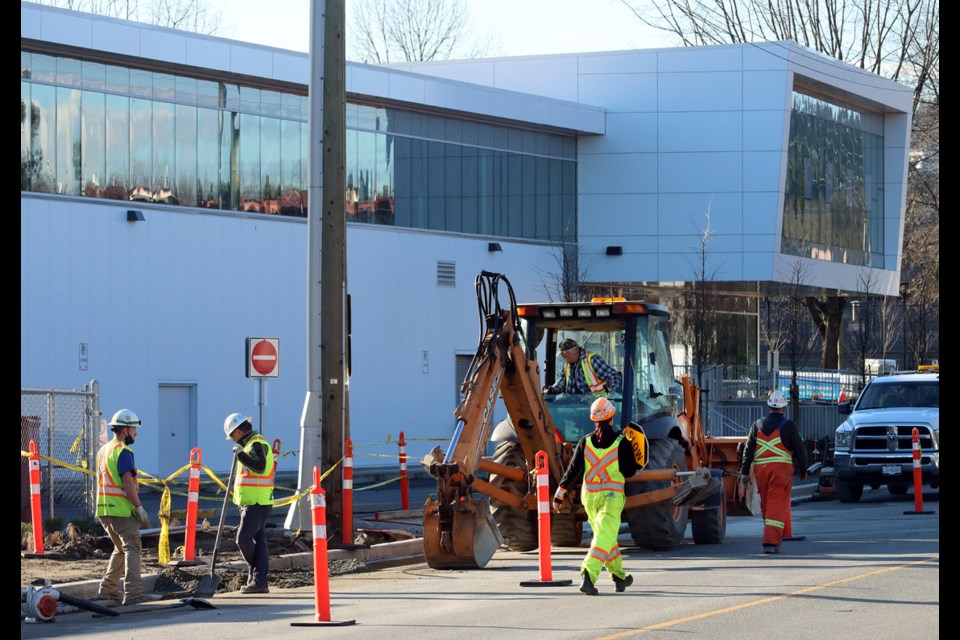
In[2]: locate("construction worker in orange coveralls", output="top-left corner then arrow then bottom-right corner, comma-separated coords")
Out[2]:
739,390 -> 808,553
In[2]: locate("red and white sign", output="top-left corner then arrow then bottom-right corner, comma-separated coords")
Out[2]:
246,337 -> 280,378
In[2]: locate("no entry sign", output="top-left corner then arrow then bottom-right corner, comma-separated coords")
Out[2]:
246,337 -> 280,378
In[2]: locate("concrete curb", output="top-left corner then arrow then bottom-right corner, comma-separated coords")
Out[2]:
51,538 -> 426,600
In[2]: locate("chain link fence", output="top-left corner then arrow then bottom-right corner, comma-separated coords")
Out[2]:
21,380 -> 101,524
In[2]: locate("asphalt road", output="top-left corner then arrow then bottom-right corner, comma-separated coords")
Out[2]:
23,486 -> 938,639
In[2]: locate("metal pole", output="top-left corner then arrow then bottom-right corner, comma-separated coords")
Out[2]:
47,392 -> 55,519
259,378 -> 265,437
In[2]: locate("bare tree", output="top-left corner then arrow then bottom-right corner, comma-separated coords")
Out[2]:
682,208 -> 722,387
34,0 -> 221,33
348,0 -> 498,63
777,259 -> 817,425
618,0 -> 940,367
844,270 -> 878,389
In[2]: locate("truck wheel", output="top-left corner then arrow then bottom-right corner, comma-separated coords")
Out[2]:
488,441 -> 537,551
887,483 -> 909,496
835,480 -> 863,503
690,480 -> 726,544
625,438 -> 690,550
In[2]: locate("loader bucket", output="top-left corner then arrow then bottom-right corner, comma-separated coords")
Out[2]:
423,495 -> 503,569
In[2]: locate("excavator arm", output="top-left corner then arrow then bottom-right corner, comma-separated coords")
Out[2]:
422,272 -> 565,569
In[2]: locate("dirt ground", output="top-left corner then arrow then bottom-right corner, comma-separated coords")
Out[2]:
21,522 -> 412,596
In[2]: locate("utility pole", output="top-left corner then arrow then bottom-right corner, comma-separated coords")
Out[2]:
286,0 -> 348,537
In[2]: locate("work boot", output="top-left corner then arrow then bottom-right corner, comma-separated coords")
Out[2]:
762,544 -> 780,554
579,572 -> 598,596
240,583 -> 270,594
613,574 -> 634,593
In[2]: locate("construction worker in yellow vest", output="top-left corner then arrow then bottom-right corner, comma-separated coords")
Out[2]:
553,397 -> 640,595
224,413 -> 275,594
543,338 -> 622,396
95,409 -> 151,605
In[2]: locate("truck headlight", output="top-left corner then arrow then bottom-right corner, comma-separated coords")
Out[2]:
835,425 -> 852,449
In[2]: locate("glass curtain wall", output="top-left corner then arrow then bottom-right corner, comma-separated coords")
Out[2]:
782,90 -> 885,267
21,50 -> 577,242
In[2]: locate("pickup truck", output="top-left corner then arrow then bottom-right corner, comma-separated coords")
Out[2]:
832,367 -> 939,502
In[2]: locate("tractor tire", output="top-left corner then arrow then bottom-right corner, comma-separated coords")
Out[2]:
835,480 -> 864,503
551,510 -> 584,548
488,441 -> 537,551
625,438 -> 690,550
690,478 -> 726,544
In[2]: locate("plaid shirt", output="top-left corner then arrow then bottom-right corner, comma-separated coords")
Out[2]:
546,350 -> 622,394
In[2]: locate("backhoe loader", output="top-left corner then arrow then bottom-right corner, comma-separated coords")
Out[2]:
421,271 -> 749,569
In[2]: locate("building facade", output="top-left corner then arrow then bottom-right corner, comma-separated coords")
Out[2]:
20,3 -> 912,475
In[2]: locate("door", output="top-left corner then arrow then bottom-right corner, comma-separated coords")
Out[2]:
158,384 -> 197,477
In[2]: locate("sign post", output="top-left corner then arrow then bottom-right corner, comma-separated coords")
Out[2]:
246,337 -> 280,436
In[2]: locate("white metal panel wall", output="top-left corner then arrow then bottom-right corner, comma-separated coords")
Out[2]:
21,195 -> 557,475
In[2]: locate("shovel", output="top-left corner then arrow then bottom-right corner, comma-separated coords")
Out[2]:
195,451 -> 238,598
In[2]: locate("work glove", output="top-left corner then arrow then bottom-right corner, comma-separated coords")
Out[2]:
232,444 -> 242,456
552,496 -> 564,513
136,505 -> 150,528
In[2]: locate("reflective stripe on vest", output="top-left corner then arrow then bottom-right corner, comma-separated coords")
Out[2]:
564,351 -> 606,395
754,427 -> 792,465
96,440 -> 137,517
233,434 -> 276,506
583,435 -> 625,493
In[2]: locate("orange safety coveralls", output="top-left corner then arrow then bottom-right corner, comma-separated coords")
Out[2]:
753,429 -> 795,547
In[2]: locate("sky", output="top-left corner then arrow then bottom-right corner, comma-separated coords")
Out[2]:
210,0 -> 676,58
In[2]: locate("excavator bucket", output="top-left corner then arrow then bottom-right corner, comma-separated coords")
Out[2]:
423,495 -> 503,569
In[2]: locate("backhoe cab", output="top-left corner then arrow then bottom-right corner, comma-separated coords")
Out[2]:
422,272 -> 748,569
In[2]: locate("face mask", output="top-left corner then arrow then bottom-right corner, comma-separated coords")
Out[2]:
124,435 -> 135,445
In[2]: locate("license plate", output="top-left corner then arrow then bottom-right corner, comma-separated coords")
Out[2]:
882,464 -> 902,476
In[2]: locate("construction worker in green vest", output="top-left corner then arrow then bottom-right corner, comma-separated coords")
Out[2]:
224,413 -> 275,594
553,396 -> 640,595
95,409 -> 151,606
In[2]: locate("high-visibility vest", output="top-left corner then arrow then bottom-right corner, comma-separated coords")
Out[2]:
95,440 -> 137,517
564,351 -> 607,395
752,419 -> 793,466
583,435 -> 625,494
233,434 -> 275,506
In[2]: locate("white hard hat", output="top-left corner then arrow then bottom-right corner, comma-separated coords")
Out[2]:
767,391 -> 788,409
223,413 -> 252,440
108,409 -> 141,428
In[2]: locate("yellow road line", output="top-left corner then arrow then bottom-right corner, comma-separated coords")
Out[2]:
595,558 -> 937,639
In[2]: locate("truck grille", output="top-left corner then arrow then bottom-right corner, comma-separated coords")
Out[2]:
852,425 -> 935,452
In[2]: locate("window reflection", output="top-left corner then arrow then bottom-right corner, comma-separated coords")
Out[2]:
782,91 -> 884,267
21,49 -> 578,237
